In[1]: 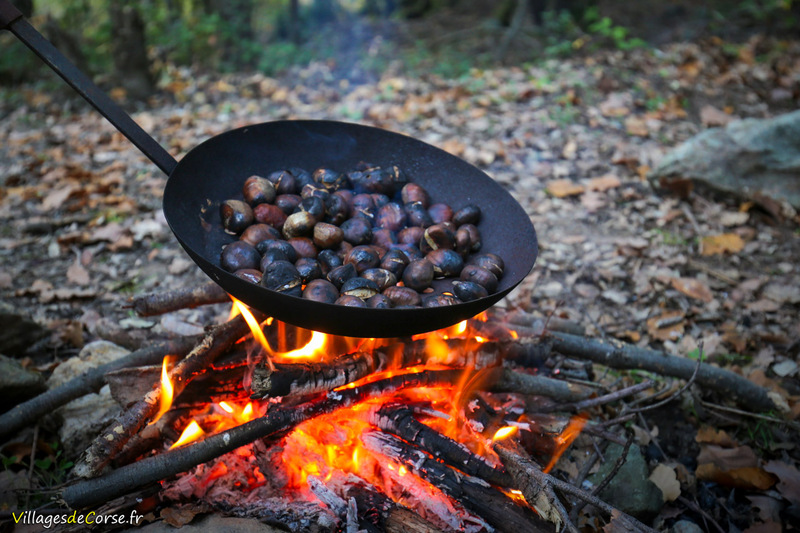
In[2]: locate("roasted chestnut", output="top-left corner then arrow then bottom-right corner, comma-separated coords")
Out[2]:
260,260 -> 302,296
344,245 -> 381,273
397,226 -> 424,246
324,194 -> 349,225
301,183 -> 330,201
314,222 -> 344,249
303,278 -> 339,303
466,253 -> 504,278
401,183 -> 430,207
366,293 -> 393,308
404,202 -> 434,228
383,286 -> 422,307
456,224 -> 482,256
340,217 -> 372,245
380,248 -> 410,278
327,263 -> 358,289
290,167 -> 315,191
453,204 -> 481,226
426,249 -> 464,278
242,175 -> 276,206
352,194 -> 377,220
371,228 -> 397,250
375,202 -> 407,231
341,277 -> 380,300
259,248 -> 290,272
422,293 -> 460,308
334,294 -> 368,307
361,268 -> 397,291
267,170 -> 297,195
253,203 -> 287,229
402,259 -> 434,291
452,280 -> 488,302
221,200 -> 254,234
428,203 -> 453,224
318,249 -> 343,272
257,239 -> 298,263
460,264 -> 498,292
240,223 -> 282,246
283,211 -> 316,239
234,268 -> 262,284
420,224 -> 457,253
287,237 -> 318,259
313,168 -> 349,191
295,257 -> 323,283
275,194 -> 303,215
297,196 -> 326,222
221,241 -> 260,272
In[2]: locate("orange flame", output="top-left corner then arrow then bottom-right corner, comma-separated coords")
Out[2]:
492,425 -> 518,442
276,330 -> 328,360
543,413 -> 588,473
170,420 -> 204,449
152,356 -> 174,424
232,298 -> 275,371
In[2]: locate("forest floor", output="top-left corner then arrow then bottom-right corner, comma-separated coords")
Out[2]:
1,11 -> 800,533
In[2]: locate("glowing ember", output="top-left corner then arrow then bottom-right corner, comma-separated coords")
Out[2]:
218,401 -> 234,414
492,425 -> 518,442
543,413 -> 589,473
170,420 -> 204,449
151,356 -> 174,424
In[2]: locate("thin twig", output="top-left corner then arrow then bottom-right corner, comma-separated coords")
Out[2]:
547,379 -> 655,413
25,425 -> 39,509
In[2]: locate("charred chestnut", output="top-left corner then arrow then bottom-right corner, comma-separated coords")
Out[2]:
352,194 -> 377,220
341,277 -> 380,300
383,286 -> 421,307
371,228 -> 397,250
375,202 -> 407,231
240,223 -> 282,246
428,203 -> 453,224
367,294 -> 393,308
422,293 -> 460,308
327,263 -> 358,289
452,280 -> 488,302
283,211 -> 316,239
313,168 -> 349,191
401,183 -> 430,208
361,268 -> 397,291
397,226 -> 424,246
420,224 -> 457,253
453,204 -> 481,226
340,217 -> 372,245
404,202 -> 434,228
275,194 -> 303,215
402,259 -> 434,292
303,278 -> 339,304
455,224 -> 482,256
460,264 -> 498,293
221,241 -> 260,272
314,222 -> 344,249
394,244 -> 424,262
234,268 -> 262,284
242,175 -> 276,206
301,183 -> 330,201
253,203 -> 287,229
259,248 -> 290,272
295,257 -> 323,283
344,245 -> 380,273
221,200 -> 254,234
318,249 -> 343,272
261,260 -> 302,296
426,249 -> 464,278
466,253 -> 504,278
257,239 -> 297,263
324,194 -> 349,225
334,294 -> 368,307
289,167 -> 314,191
297,196 -> 326,222
380,248 -> 410,278
267,170 -> 297,195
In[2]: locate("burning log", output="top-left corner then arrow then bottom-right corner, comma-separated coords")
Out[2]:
0,336 -> 200,441
362,430 -> 553,533
369,403 -> 513,488
61,368 -> 472,509
74,314 -> 258,478
128,282 -> 230,317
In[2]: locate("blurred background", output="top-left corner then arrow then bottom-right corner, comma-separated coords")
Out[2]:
3,0 -> 799,100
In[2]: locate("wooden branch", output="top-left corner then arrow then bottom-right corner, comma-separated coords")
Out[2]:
508,333 -> 776,411
494,440 -> 659,533
128,282 -> 230,317
486,367 -> 593,402
0,336 -> 200,441
370,403 -> 513,488
74,314 -> 256,478
362,430 -> 552,533
61,368 -> 470,509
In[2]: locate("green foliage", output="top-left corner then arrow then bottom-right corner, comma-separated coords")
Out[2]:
539,7 -> 647,58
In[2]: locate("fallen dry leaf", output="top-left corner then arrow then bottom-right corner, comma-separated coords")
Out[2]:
649,464 -> 681,502
670,277 -> 713,303
701,233 -> 745,256
646,310 -> 685,342
41,184 -> 76,211
696,426 -> 737,447
624,115 -> 649,137
763,460 -> 800,505
546,179 -> 585,198
697,445 -> 777,490
66,256 -> 90,286
700,104 -> 736,127
587,174 -> 622,191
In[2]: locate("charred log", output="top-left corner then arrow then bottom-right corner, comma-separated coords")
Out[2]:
129,282 -> 230,317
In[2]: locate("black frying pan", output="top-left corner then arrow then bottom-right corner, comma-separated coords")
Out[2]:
1,3 -> 538,338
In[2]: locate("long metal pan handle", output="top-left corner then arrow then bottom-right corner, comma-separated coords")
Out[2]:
0,0 -> 177,175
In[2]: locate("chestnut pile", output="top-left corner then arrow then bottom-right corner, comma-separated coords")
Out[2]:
218,164 -> 505,308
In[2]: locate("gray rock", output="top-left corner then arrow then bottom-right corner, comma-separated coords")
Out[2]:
670,520 -> 705,533
0,354 -> 46,411
587,443 -> 664,520
649,110 -> 800,210
0,302 -> 48,357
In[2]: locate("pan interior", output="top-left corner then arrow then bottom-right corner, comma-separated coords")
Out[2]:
163,120 -> 537,337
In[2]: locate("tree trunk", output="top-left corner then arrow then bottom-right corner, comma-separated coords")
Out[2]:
109,2 -> 154,100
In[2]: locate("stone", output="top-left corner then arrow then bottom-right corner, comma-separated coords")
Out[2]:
649,110 -> 800,210
0,354 -> 46,411
587,443 -> 664,520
